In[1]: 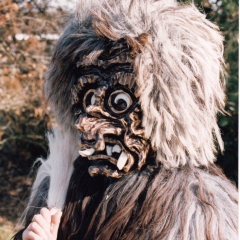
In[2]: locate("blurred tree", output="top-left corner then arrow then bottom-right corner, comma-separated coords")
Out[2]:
0,0 -> 71,221
0,0 -> 71,174
0,0 -> 77,222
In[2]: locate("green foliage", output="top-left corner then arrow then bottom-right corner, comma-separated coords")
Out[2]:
0,106 -> 50,175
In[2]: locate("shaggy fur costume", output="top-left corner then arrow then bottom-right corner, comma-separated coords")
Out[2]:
14,0 -> 238,239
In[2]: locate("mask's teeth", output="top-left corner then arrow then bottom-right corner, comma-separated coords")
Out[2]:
112,144 -> 121,153
117,152 -> 128,170
91,95 -> 96,105
106,145 -> 113,156
79,148 -> 95,157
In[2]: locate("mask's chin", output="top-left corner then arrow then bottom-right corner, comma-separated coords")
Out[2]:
78,139 -> 136,178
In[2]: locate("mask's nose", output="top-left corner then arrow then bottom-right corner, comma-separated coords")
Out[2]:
80,132 -> 97,146
75,113 -> 105,150
75,113 -> 96,142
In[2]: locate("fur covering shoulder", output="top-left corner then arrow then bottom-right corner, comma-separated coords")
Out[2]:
14,149 -> 238,240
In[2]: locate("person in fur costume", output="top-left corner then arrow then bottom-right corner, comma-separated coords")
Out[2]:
14,0 -> 238,239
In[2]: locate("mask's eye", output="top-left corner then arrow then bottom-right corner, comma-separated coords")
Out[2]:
83,89 -> 96,109
108,90 -> 133,114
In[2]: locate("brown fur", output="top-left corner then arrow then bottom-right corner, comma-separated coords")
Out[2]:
54,159 -> 237,240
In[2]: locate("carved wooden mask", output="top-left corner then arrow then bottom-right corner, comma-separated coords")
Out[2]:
72,39 -> 152,178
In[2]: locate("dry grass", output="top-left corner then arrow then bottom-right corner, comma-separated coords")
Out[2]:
0,217 -> 22,240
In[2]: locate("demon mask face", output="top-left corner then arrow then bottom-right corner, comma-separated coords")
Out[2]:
71,39 -> 152,178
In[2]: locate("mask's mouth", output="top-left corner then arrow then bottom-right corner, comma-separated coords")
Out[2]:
78,138 -> 135,177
